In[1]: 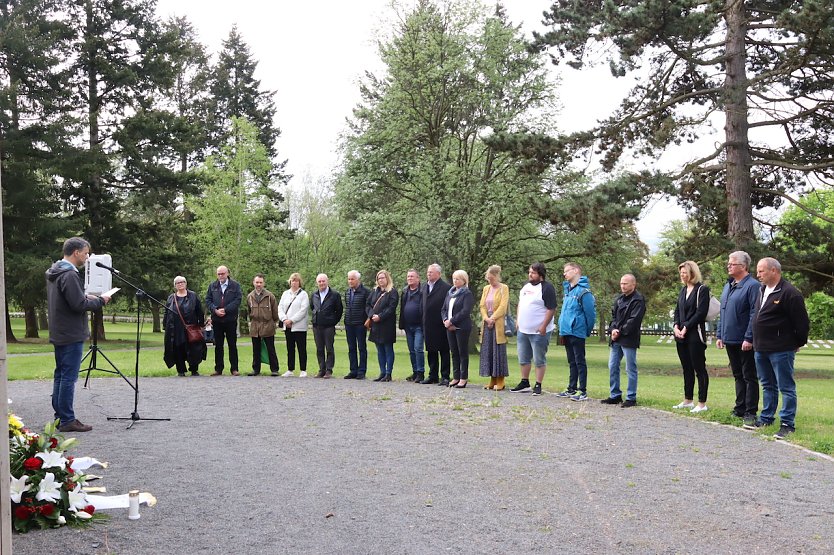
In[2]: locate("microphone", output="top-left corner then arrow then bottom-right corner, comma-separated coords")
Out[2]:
95,261 -> 120,275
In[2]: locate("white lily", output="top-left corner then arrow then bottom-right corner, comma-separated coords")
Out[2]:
57,515 -> 66,525
35,472 -> 62,503
10,475 -> 30,503
67,484 -> 89,513
36,450 -> 67,470
75,510 -> 92,520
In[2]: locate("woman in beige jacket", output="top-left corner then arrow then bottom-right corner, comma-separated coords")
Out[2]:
478,265 -> 510,390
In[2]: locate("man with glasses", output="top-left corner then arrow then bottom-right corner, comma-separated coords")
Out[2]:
46,237 -> 111,432
206,265 -> 243,376
716,251 -> 760,428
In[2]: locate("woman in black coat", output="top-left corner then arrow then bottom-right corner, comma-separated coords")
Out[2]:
442,269 -> 475,388
367,270 -> 399,382
163,276 -> 207,376
672,261 -> 711,412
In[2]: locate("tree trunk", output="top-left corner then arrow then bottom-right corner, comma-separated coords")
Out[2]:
150,303 -> 161,333
38,307 -> 48,330
5,301 -> 17,343
23,304 -> 39,339
723,0 -> 754,247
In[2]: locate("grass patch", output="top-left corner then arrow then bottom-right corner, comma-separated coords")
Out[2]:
7,319 -> 834,454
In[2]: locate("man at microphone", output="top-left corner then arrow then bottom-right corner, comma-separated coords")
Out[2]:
46,237 -> 111,432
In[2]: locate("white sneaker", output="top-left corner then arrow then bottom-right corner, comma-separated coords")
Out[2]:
690,405 -> 709,413
672,402 -> 695,409
281,370 -> 294,377
299,371 -> 307,378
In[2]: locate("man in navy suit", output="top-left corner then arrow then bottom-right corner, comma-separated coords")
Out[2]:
310,273 -> 344,378
206,265 -> 243,376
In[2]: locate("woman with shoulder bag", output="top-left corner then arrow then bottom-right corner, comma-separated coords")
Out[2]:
163,276 -> 207,376
278,273 -> 309,377
367,270 -> 399,382
672,261 -> 711,413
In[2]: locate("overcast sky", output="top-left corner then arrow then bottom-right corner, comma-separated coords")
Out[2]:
154,0 -> 688,249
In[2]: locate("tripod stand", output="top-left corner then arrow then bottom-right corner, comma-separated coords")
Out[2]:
82,309 -> 134,389
94,266 -> 170,429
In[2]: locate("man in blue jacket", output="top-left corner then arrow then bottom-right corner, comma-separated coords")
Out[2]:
716,251 -> 760,428
343,270 -> 371,379
206,265 -> 243,376
555,262 -> 596,401
46,237 -> 111,432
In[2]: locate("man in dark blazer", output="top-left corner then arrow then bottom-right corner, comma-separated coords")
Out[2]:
420,263 -> 452,385
205,265 -> 243,376
310,273 -> 344,378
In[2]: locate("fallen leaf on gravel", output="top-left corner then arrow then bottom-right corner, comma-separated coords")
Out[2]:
325,512 -> 335,518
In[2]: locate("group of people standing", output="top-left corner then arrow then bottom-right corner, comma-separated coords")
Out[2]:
160,255 -> 809,440
598,251 -> 809,440
44,236 -> 811,441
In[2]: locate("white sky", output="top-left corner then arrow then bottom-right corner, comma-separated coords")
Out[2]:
155,0 -> 689,249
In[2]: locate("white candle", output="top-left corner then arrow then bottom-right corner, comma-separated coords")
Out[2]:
128,490 -> 140,520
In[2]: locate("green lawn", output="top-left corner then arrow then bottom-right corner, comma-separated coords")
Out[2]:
7,320 -> 834,454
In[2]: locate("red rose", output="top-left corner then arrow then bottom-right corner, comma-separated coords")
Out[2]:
67,467 -> 75,475
84,505 -> 96,515
23,457 -> 43,470
14,506 -> 35,520
49,437 -> 59,448
39,504 -> 55,516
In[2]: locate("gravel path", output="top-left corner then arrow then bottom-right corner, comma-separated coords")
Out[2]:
8,375 -> 834,554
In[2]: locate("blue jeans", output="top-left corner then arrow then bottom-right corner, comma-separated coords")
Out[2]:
405,325 -> 425,374
563,335 -> 587,393
755,351 -> 797,427
516,332 -> 552,367
609,343 -> 638,401
344,324 -> 368,377
52,341 -> 85,425
375,343 -> 395,375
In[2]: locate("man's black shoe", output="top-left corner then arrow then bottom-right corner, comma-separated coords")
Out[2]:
600,396 -> 622,405
438,379 -> 450,386
420,377 -> 439,384
621,399 -> 637,408
774,424 -> 795,440
344,374 -> 358,379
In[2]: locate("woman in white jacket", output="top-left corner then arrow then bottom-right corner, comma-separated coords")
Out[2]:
278,273 -> 310,377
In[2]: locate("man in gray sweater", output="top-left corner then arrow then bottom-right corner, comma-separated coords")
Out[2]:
46,237 -> 111,432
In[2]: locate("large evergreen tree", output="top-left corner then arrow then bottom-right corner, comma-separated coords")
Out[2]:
532,0 -> 834,249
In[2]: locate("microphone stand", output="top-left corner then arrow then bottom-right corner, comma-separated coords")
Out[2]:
94,266 -> 170,429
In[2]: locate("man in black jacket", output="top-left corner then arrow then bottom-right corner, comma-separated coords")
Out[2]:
752,257 -> 810,439
46,237 -> 111,432
600,274 -> 646,407
310,273 -> 343,378
343,270 -> 371,379
420,263 -> 452,385
205,265 -> 243,376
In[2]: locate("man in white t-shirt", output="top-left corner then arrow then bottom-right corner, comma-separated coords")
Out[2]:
510,263 -> 558,396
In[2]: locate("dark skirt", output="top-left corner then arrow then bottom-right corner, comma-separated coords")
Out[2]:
479,326 -> 509,378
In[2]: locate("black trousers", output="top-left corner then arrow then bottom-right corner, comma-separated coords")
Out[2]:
213,319 -> 238,373
676,338 -> 708,403
447,328 -> 471,380
726,344 -> 759,416
285,330 -> 307,371
426,349 -> 451,380
251,336 -> 279,374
